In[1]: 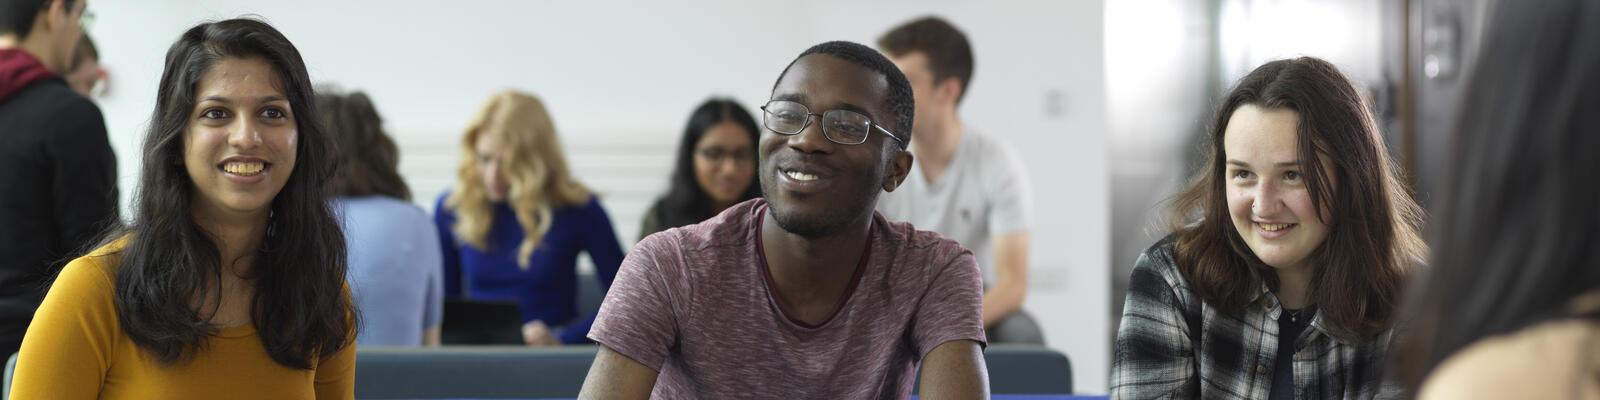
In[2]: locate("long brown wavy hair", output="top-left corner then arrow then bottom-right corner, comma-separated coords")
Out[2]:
318,88 -> 410,201
445,90 -> 589,267
1166,57 -> 1426,340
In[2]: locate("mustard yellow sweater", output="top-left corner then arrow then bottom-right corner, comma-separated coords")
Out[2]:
10,240 -> 355,399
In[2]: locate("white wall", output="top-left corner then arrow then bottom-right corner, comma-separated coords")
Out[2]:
1217,0 -> 1388,99
88,0 -> 1109,393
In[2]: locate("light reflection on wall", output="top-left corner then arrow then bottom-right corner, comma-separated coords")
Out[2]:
1217,0 -> 1385,87
1104,0 -> 1215,371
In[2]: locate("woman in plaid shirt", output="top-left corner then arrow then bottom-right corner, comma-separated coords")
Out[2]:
1111,57 -> 1426,399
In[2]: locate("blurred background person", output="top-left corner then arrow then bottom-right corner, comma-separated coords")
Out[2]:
1392,0 -> 1600,398
434,90 -> 624,346
63,32 -> 99,98
874,16 -> 1039,344
637,97 -> 761,240
1112,57 -> 1425,399
0,0 -> 115,359
320,88 -> 444,347
12,18 -> 355,397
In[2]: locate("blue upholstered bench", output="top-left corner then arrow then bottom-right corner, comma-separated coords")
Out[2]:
0,343 -> 1073,398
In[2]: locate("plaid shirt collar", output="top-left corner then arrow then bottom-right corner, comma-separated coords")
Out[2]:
1111,236 -> 1400,399
1246,283 -> 1357,347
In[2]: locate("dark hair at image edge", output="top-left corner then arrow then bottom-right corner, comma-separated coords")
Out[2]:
1390,0 -> 1600,393
97,18 -> 354,368
652,98 -> 761,230
0,0 -> 71,40
771,40 -> 915,150
1165,56 -> 1426,341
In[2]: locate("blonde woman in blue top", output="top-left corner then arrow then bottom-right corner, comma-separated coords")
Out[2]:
434,90 -> 624,346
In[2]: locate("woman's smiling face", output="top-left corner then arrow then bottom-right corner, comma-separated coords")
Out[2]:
1224,104 -> 1331,272
183,56 -> 298,220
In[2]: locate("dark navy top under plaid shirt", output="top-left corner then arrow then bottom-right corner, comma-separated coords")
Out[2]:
1111,237 -> 1402,399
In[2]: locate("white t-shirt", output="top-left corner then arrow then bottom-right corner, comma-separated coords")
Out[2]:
876,128 -> 1034,285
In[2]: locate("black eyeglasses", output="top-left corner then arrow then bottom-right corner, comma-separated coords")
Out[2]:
759,100 -> 903,146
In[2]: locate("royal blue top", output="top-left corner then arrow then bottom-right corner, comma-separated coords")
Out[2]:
433,192 -> 624,344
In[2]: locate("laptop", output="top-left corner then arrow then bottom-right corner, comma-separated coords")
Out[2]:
441,299 -> 524,345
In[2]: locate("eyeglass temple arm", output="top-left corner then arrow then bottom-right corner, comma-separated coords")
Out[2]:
875,125 -> 905,144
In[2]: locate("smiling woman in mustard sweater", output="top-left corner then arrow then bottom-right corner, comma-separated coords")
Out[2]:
11,18 -> 355,399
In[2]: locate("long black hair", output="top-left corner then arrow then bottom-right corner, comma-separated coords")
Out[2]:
107,18 -> 353,368
648,98 -> 761,232
1391,0 -> 1600,392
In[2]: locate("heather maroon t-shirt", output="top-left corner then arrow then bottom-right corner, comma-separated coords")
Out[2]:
589,199 -> 987,398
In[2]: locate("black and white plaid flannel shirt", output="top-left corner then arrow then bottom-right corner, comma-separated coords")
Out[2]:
1111,237 -> 1402,399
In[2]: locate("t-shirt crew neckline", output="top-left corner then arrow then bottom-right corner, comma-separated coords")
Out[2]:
915,128 -> 973,190
754,206 -> 873,330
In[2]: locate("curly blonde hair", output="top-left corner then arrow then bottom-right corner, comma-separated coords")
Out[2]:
446,90 -> 590,267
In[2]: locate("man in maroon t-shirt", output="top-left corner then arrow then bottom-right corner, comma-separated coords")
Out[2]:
579,41 -> 989,399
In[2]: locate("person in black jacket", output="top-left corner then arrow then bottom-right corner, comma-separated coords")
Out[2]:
0,0 -> 117,358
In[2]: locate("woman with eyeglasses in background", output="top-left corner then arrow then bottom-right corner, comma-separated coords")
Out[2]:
434,90 -> 624,347
638,98 -> 761,240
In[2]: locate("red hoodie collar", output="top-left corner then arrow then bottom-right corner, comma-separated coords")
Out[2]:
0,48 -> 59,104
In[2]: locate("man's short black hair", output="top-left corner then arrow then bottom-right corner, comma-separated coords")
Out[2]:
0,0 -> 63,40
772,40 -> 914,150
878,16 -> 974,105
